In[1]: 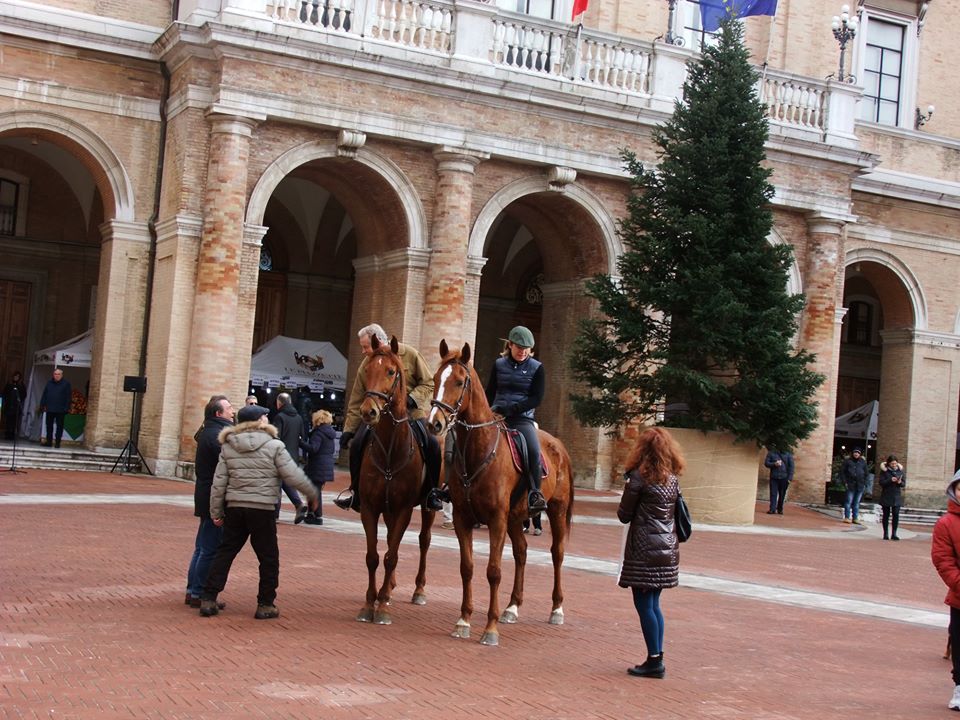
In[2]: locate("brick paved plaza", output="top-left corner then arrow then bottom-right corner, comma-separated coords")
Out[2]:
0,469 -> 952,718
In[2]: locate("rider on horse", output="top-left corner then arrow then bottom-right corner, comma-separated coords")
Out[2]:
334,323 -> 444,513
486,325 -> 549,516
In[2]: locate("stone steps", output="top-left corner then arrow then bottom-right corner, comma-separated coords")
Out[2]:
0,442 -> 141,474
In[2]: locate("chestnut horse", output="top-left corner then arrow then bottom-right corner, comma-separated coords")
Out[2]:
427,340 -> 574,646
355,335 -> 436,624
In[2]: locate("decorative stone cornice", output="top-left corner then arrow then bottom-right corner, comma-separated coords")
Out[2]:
206,112 -> 260,136
835,307 -> 849,324
466,255 -> 487,276
337,129 -> 367,158
154,214 -> 203,243
881,328 -> 960,349
353,247 -> 432,273
852,168 -> 960,211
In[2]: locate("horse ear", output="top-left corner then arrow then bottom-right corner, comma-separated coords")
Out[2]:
390,335 -> 399,354
461,343 -> 471,365
439,339 -> 449,359
371,334 -> 381,350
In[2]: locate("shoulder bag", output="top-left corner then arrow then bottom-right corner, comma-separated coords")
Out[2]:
675,490 -> 692,543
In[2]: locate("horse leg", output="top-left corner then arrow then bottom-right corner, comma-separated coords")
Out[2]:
480,517 -> 508,646
375,507 -> 414,624
357,510 -> 379,623
500,518 -> 527,624
412,506 -> 435,606
451,519 -> 474,640
546,496 -> 567,626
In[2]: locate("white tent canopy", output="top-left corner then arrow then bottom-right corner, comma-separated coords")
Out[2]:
834,400 -> 878,441
21,329 -> 93,440
250,335 -> 348,393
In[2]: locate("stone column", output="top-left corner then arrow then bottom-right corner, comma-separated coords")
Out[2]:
84,220 -> 152,450
792,214 -> 846,503
420,147 -> 488,356
179,114 -> 258,456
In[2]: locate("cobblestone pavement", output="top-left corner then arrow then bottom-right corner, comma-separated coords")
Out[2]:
0,469 -> 952,719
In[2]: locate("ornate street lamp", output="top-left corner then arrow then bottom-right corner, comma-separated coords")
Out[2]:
831,5 -> 859,83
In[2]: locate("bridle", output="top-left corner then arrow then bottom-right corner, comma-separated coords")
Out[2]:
362,353 -> 416,508
430,358 -> 503,505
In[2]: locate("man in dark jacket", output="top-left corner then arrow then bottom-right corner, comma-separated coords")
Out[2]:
273,392 -> 307,523
184,395 -> 234,607
764,448 -> 795,515
841,447 -> 869,524
39,368 -> 72,448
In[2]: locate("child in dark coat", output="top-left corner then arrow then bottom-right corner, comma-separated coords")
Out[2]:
300,409 -> 336,525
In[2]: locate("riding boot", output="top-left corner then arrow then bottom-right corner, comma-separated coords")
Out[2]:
421,422 -> 445,511
527,458 -> 547,516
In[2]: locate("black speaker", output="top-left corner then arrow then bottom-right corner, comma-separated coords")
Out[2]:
123,375 -> 147,393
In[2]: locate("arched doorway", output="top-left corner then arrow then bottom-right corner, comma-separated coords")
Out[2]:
471,176 -> 620,487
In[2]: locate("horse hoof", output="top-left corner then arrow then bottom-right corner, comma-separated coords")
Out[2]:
549,608 -> 565,625
480,631 -> 500,646
500,605 -> 518,624
356,608 -> 374,623
411,592 -> 427,606
373,610 -> 392,625
451,620 -> 470,639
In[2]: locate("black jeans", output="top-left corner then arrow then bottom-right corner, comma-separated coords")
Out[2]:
506,417 -> 542,492
45,411 -> 66,444
951,606 -> 960,685
881,505 -> 900,538
203,506 -> 280,606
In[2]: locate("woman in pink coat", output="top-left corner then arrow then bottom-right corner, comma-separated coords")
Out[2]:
931,470 -> 960,711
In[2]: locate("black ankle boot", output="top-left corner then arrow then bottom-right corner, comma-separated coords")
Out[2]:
528,490 -> 547,516
334,490 -> 360,512
425,488 -> 444,511
627,654 -> 665,678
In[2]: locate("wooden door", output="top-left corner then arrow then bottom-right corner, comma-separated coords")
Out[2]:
0,279 -> 31,383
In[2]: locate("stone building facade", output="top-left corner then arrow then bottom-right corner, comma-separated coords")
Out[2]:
1,0 -> 958,506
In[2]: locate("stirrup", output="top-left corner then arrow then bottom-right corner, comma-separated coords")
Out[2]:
334,490 -> 358,511
425,489 -> 444,511
527,490 -> 547,516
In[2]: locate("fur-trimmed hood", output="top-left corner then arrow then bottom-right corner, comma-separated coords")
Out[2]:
218,420 -> 279,451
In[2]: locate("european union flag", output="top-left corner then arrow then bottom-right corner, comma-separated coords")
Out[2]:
701,0 -> 778,32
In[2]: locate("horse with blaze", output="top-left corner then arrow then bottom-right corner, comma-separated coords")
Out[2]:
427,340 -> 574,646
355,335 -> 436,625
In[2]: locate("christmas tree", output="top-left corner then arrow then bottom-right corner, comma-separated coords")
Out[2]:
570,20 -> 823,451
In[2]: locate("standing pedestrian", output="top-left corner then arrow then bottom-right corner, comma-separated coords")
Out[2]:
878,455 -> 906,541
764,447 -> 794,515
3,370 -> 25,440
930,470 -> 960,710
617,426 -> 686,679
199,404 -> 318,619
184,395 -> 234,607
273,392 -> 307,524
39,368 -> 71,448
300,409 -> 336,525
841,447 -> 869,524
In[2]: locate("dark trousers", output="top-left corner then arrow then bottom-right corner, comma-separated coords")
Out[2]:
881,505 -> 900,538
4,409 -> 19,439
951,607 -> 960,685
523,513 -> 542,532
769,477 -> 789,513
507,417 -> 542,492
203,506 -> 280,606
45,411 -> 66,444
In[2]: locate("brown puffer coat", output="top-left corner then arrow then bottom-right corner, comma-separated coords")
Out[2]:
617,470 -> 679,590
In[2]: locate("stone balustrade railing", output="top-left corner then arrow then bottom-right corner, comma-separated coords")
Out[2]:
227,0 -> 858,147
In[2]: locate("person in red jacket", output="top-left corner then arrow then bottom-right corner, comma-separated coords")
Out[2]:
931,469 -> 960,711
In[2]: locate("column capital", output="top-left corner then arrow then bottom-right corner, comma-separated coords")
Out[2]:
243,223 -> 268,246
433,146 -> 490,174
154,214 -> 203,243
805,211 -> 855,235
835,307 -> 849,325
205,112 -> 260,136
467,255 -> 487,276
98,219 -> 152,244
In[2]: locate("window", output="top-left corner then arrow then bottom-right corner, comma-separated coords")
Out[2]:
0,178 -> 18,236
678,0 -> 721,52
845,301 -> 874,346
854,11 -> 919,129
860,19 -> 904,125
496,0 -> 558,19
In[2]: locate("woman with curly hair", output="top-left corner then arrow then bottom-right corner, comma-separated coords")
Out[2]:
617,426 -> 686,679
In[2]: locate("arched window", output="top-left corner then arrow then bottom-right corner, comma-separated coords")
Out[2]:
845,300 -> 876,346
0,178 -> 19,236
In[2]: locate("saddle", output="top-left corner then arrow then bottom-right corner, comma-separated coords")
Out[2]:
505,429 -> 548,478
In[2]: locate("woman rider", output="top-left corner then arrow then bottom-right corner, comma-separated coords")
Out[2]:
485,326 -> 548,516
